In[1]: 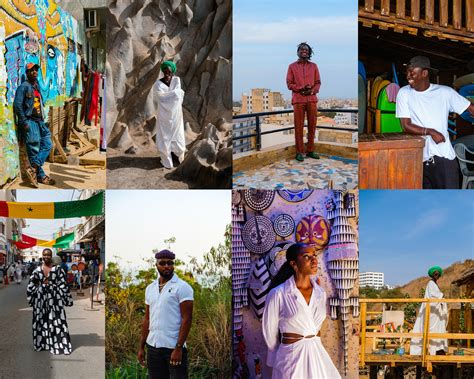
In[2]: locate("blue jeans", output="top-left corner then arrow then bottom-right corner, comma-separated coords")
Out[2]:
24,119 -> 52,179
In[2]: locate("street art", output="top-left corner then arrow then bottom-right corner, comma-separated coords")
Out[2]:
0,0 -> 82,185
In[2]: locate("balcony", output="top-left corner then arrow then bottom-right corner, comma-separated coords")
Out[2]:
233,108 -> 358,189
76,215 -> 105,243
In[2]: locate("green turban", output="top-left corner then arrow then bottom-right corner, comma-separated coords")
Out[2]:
428,266 -> 443,278
161,61 -> 176,73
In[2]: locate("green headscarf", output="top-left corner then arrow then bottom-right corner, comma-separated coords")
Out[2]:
428,266 -> 443,278
161,61 -> 177,74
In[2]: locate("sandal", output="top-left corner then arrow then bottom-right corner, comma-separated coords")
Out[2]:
38,175 -> 56,186
25,167 -> 39,188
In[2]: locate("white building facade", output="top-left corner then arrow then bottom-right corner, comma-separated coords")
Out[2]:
359,271 -> 385,289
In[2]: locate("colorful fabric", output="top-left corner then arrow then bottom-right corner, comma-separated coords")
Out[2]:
161,61 -> 177,73
428,266 -> 443,277
15,232 -> 75,249
0,191 -> 104,219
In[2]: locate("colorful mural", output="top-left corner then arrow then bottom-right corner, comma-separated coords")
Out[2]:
0,0 -> 82,185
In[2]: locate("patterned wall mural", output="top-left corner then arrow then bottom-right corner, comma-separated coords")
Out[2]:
0,0 -> 82,185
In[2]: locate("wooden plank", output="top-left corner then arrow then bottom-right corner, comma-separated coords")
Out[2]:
411,0 -> 420,21
427,355 -> 474,362
381,0 -> 390,16
425,0 -> 435,25
366,332 -> 474,339
396,0 -> 406,18
453,0 -> 462,29
439,0 -> 448,27
71,144 -> 95,157
422,304 -> 431,366
360,302 -> 367,366
52,135 -> 67,161
364,0 -> 374,13
468,0 -> 474,32
71,129 -> 93,148
360,298 -> 474,303
79,157 -> 106,167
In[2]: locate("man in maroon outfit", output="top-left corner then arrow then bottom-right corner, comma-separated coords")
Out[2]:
286,42 -> 321,162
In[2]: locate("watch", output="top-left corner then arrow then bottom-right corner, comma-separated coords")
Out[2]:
175,343 -> 183,349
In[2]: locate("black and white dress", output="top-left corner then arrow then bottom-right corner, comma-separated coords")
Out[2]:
26,265 -> 73,354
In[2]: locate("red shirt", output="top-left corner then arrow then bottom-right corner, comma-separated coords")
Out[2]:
286,60 -> 321,104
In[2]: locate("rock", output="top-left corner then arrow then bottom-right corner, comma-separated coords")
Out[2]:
107,0 -> 231,188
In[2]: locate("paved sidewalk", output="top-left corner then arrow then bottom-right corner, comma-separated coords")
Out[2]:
0,279 -> 105,379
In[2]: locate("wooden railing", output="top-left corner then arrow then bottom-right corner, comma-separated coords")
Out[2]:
359,0 -> 474,42
360,298 -> 474,372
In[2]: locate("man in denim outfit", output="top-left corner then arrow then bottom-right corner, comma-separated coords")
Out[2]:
13,63 -> 55,186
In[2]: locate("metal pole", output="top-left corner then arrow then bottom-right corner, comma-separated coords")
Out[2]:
255,116 -> 261,151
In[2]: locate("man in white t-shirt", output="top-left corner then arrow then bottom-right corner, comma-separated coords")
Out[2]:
138,249 -> 193,378
396,56 -> 474,189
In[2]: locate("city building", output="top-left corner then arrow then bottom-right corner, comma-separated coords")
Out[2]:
241,88 -> 285,114
359,271 -> 385,289
233,118 -> 256,154
334,109 -> 358,126
0,190 -> 25,266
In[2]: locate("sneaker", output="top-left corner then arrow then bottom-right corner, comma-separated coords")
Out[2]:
295,153 -> 304,162
306,152 -> 320,159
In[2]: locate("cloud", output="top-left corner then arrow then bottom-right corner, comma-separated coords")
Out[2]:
404,208 -> 449,240
234,16 -> 356,45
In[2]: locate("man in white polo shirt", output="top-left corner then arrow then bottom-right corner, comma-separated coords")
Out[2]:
396,56 -> 474,189
138,249 -> 193,378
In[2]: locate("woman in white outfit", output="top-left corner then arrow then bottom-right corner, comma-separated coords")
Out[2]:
410,266 -> 448,356
154,60 -> 186,169
262,243 -> 341,379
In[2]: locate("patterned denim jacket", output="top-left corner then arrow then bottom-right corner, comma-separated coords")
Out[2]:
13,80 -> 44,128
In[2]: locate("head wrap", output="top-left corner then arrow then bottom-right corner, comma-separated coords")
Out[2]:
155,249 -> 175,260
160,61 -> 177,74
428,266 -> 443,278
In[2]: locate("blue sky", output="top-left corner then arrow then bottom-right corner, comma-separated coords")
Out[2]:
359,190 -> 474,287
233,0 -> 358,101
106,190 -> 230,271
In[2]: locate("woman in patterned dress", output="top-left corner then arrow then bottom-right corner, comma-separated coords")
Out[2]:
26,248 -> 73,355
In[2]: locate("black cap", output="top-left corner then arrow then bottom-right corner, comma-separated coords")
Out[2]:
404,56 -> 438,74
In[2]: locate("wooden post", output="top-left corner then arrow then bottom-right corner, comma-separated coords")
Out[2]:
365,0 -> 374,13
361,302 -> 367,367
411,0 -> 420,21
425,0 -> 435,24
422,300 -> 431,367
396,0 -> 406,18
381,0 -> 390,16
467,0 -> 474,32
439,0 -> 448,27
453,0 -> 462,29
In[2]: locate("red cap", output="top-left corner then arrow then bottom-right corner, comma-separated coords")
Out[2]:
26,63 -> 39,71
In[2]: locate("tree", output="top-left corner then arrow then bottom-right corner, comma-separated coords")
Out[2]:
163,236 -> 176,249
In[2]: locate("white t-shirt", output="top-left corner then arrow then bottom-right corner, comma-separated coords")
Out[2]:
145,273 -> 194,349
396,84 -> 470,161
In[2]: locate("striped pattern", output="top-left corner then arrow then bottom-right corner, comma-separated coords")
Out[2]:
15,232 -> 75,249
248,256 -> 271,319
0,191 -> 104,219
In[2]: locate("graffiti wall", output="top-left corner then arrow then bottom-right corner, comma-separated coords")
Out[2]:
0,0 -> 82,185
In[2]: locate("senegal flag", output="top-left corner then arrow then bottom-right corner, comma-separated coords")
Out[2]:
0,191 -> 104,219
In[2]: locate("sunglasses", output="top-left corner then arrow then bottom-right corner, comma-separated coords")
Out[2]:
158,260 -> 174,267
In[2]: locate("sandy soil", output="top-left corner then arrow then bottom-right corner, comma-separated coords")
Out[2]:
106,148 -> 190,189
5,151 -> 106,189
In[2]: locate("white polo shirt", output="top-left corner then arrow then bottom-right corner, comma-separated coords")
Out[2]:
396,84 -> 470,161
145,273 -> 194,349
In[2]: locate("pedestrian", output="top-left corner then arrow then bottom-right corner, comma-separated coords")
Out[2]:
154,61 -> 186,169
138,249 -> 193,379
262,243 -> 341,378
13,62 -> 56,186
286,42 -> 322,162
26,248 -> 73,354
396,56 -> 474,189
410,266 -> 448,356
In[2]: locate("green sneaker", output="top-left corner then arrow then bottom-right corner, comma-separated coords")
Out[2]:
296,153 -> 305,162
306,151 -> 320,159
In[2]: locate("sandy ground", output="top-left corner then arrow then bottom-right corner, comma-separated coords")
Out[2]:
5,151 -> 106,190
106,148 -> 189,189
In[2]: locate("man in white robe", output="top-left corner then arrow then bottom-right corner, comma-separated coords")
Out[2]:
410,266 -> 448,355
154,60 -> 186,169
